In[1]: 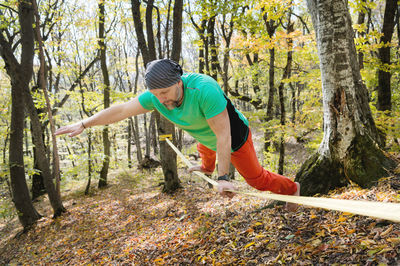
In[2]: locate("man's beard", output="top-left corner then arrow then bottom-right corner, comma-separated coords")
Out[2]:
164,101 -> 179,110
163,85 -> 182,110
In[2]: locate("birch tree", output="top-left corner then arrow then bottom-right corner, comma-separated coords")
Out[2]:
296,0 -> 397,195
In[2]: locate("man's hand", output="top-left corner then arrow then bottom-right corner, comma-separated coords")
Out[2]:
217,180 -> 236,199
55,121 -> 85,137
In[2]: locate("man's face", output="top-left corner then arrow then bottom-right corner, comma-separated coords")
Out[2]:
150,81 -> 182,110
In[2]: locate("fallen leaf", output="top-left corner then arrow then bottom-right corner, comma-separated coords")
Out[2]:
381,225 -> 393,237
244,242 -> 255,249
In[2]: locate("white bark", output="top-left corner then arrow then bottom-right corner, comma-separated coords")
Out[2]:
307,0 -> 379,160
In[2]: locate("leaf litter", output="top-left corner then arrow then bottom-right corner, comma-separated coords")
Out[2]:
0,171 -> 399,265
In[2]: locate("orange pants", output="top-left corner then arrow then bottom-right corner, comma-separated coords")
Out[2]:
198,130 -> 297,195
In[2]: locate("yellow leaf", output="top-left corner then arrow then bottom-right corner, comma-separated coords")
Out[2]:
387,238 -> 400,244
77,249 -> 85,255
347,229 -> 356,234
154,258 -> 164,264
254,222 -> 263,226
244,242 -> 255,249
311,239 -> 322,247
255,234 -> 266,239
377,248 -> 393,254
337,216 -> 347,222
361,239 -> 376,246
380,225 -> 393,237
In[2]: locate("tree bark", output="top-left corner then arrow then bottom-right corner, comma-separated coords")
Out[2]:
85,131 -> 92,195
24,84 -> 66,216
278,17 -> 294,175
296,0 -> 397,196
208,16 -> 220,80
31,123 -> 46,200
131,0 -> 181,193
1,0 -> 42,228
144,113 -> 151,156
98,0 -> 110,188
155,112 -> 180,193
188,1 -> 208,74
171,0 -> 183,62
164,0 -> 183,192
80,85 -> 93,194
10,78 -> 42,228
131,0 -> 150,64
32,0 -> 66,216
356,0 -> 367,70
263,12 -> 279,151
133,116 -> 143,163
128,119 -> 133,168
377,0 -> 398,112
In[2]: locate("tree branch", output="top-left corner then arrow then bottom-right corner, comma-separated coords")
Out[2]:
0,4 -> 18,14
52,56 -> 99,115
226,86 -> 263,110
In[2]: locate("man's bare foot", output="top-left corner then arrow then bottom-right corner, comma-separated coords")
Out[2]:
286,182 -> 300,211
188,165 -> 213,176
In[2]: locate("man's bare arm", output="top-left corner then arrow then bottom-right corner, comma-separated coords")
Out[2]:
207,108 -> 236,197
55,97 -> 150,137
207,108 -> 231,177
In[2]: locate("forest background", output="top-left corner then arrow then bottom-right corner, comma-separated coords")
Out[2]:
0,0 -> 400,263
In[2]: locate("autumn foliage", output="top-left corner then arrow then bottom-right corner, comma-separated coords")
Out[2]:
1,169 -> 399,265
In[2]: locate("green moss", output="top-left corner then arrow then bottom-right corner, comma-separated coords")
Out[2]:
295,153 -> 346,196
295,134 -> 397,195
344,135 -> 396,188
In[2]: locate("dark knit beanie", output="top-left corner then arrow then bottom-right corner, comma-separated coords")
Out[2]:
145,59 -> 183,90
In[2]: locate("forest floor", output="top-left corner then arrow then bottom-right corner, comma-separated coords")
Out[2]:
1,163 -> 400,265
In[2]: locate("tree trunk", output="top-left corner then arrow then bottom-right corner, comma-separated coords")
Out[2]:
264,16 -> 278,151
296,0 -> 397,196
24,82 -> 66,217
2,127 -> 9,165
133,116 -> 143,163
144,113 -> 151,156
278,16 -> 294,175
1,0 -> 42,229
10,78 -> 42,228
208,16 -> 219,80
155,112 -> 181,193
150,113 -> 158,155
85,130 -> 92,195
356,0 -> 367,70
196,19 -> 207,74
32,0 -> 66,216
377,0 -> 397,112
264,46 -> 275,151
171,0 -> 183,62
131,0 -> 181,193
98,0 -> 110,188
31,132 -> 46,200
29,91 -> 46,200
163,0 -> 183,192
128,119 -> 133,168
290,83 -> 296,123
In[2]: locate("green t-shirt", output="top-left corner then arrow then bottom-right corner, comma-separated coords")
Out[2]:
138,73 -> 249,151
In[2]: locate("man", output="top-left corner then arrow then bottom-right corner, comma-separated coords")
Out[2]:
56,59 -> 300,210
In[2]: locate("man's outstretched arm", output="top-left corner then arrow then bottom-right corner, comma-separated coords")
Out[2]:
55,97 -> 150,137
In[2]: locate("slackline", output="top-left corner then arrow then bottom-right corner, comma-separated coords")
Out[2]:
165,138 -> 400,223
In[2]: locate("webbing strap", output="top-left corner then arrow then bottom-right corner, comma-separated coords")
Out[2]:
165,138 -> 400,222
